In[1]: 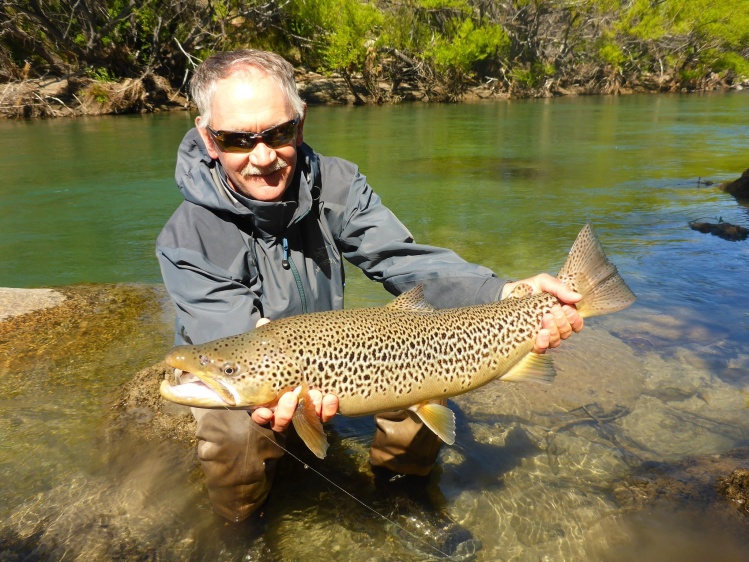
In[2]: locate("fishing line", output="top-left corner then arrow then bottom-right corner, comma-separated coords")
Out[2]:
245,419 -> 455,560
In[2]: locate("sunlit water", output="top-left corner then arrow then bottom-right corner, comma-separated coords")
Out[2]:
1,91 -> 749,561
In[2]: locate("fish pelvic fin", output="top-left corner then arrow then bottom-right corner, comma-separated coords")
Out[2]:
500,352 -> 556,384
386,285 -> 436,312
291,384 -> 329,459
557,224 -> 636,318
412,402 -> 456,445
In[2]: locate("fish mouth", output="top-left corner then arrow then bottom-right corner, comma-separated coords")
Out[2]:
163,360 -> 240,407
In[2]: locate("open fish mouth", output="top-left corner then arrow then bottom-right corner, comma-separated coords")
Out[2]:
162,368 -> 240,406
172,368 -> 193,385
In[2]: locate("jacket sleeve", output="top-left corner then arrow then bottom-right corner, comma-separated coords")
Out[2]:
335,169 -> 507,309
156,241 -> 263,346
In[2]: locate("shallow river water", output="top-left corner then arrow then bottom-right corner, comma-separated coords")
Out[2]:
1,91 -> 749,561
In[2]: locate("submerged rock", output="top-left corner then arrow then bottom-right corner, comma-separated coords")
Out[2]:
720,168 -> 749,199
689,218 -> 749,241
717,468 -> 749,517
613,446 -> 749,523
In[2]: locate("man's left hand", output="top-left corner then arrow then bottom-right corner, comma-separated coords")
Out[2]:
501,273 -> 584,353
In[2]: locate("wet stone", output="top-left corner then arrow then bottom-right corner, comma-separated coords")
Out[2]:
717,469 -> 749,516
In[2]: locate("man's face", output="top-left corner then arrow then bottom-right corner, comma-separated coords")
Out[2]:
197,69 -> 305,202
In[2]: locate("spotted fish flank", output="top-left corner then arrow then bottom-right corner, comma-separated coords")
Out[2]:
160,224 -> 636,459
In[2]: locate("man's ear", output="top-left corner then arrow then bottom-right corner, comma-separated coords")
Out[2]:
196,116 -> 220,160
296,104 -> 307,147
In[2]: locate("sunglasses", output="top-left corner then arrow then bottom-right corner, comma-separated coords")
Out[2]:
206,117 -> 299,153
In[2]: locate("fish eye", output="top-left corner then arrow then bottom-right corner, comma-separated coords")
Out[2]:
222,363 -> 239,376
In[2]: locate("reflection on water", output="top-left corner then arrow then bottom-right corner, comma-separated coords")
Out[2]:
1,92 -> 749,560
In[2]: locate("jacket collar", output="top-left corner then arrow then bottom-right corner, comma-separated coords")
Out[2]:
217,163 -> 313,240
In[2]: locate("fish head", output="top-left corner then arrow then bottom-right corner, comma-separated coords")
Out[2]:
160,333 -> 300,409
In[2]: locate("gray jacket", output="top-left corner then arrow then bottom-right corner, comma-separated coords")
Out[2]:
157,128 -> 506,346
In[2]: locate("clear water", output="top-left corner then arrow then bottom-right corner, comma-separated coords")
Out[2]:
1,91 -> 749,560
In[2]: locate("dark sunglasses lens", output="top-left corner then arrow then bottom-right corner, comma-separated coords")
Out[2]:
264,121 -> 297,148
211,119 -> 297,153
220,132 -> 259,153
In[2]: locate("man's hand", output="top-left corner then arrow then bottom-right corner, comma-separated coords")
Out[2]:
251,387 -> 339,432
250,317 -> 340,431
501,273 -> 584,353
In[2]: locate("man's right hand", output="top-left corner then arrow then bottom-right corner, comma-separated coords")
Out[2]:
251,388 -> 339,432
250,318 -> 339,431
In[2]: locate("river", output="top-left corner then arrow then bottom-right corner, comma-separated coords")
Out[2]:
1,91 -> 748,561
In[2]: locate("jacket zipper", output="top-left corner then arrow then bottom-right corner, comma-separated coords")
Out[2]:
282,236 -> 308,314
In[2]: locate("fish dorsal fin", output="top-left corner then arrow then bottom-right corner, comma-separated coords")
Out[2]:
499,352 -> 556,384
411,402 -> 456,445
505,282 -> 534,300
386,285 -> 435,312
291,382 -> 329,459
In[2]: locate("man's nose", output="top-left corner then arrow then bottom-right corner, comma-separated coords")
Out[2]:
248,142 -> 277,167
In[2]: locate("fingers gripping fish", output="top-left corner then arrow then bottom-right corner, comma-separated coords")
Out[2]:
160,224 -> 636,459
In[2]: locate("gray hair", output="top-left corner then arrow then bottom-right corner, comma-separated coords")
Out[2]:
190,50 -> 305,128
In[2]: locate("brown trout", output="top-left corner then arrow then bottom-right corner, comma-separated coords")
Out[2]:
160,224 -> 635,458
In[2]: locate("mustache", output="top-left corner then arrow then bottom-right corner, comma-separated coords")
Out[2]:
241,159 -> 289,177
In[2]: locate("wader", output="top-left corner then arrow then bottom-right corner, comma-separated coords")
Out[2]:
194,407 -> 443,522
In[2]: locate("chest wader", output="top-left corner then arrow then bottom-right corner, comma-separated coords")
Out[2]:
194,405 -> 444,523
193,408 -> 287,523
369,401 -> 445,478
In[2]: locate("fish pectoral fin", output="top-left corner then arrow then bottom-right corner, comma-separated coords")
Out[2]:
412,402 -> 456,445
499,352 -> 556,384
291,389 -> 329,459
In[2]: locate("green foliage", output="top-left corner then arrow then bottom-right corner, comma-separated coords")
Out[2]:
427,18 -> 509,74
323,1 -> 383,71
711,52 -> 749,79
1,0 -> 748,99
598,43 -> 627,69
88,83 -> 110,103
510,61 -> 555,89
597,30 -> 628,70
285,0 -> 383,72
86,67 -> 116,82
614,0 -> 749,77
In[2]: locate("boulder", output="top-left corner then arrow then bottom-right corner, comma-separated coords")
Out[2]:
720,168 -> 749,199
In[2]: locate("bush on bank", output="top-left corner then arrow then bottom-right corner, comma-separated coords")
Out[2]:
1,0 -> 748,116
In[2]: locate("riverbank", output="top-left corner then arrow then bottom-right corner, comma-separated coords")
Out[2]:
2,68 -> 747,119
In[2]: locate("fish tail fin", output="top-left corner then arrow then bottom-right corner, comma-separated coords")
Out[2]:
557,224 -> 636,318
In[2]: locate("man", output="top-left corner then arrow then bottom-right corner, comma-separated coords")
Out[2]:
157,49 -> 583,524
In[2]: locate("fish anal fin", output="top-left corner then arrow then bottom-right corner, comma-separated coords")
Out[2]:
386,285 -> 435,312
291,386 -> 329,459
500,352 -> 556,384
411,402 -> 456,445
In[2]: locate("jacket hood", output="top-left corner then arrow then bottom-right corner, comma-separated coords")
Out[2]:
174,127 -> 318,238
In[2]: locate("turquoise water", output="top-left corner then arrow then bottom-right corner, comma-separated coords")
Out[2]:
1,91 -> 749,560
2,93 -> 747,297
